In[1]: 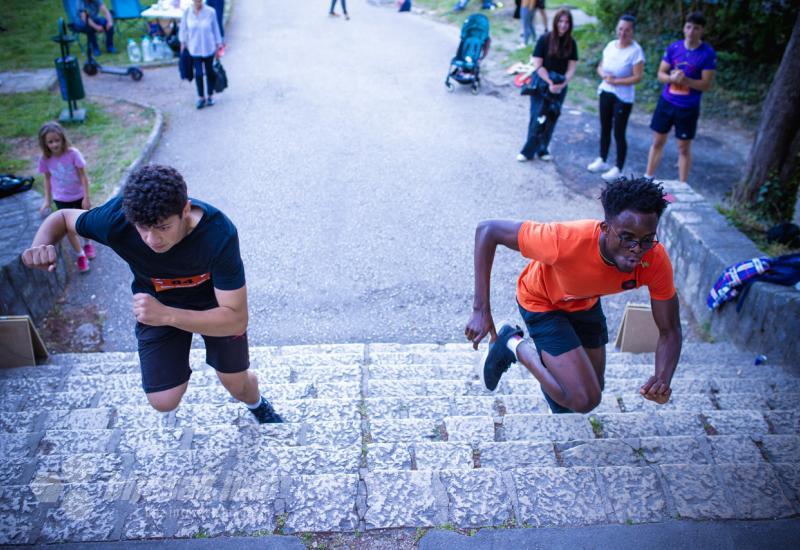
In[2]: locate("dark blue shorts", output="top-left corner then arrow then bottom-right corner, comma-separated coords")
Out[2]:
135,323 -> 250,393
518,300 -> 608,358
518,300 -> 608,414
649,96 -> 700,140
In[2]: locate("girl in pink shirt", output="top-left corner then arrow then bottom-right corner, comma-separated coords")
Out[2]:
37,122 -> 96,273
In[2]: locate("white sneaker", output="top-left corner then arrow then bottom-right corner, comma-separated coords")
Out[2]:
538,153 -> 552,161
587,157 -> 608,172
516,154 -> 529,162
601,166 -> 621,181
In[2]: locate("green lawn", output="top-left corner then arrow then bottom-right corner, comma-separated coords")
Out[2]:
0,90 -> 155,202
0,0 -> 153,72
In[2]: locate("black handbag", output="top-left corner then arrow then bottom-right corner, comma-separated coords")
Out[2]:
520,70 -> 565,96
212,59 -> 228,93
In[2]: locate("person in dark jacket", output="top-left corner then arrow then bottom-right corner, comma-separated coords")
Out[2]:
517,8 -> 578,162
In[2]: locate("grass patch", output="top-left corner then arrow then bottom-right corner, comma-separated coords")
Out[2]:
0,0 -> 158,72
716,205 -> 800,257
0,89 -> 155,202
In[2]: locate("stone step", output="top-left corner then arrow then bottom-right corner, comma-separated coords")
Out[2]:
2,461 -> 797,543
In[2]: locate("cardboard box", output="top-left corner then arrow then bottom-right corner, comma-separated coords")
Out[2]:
614,303 -> 659,353
0,316 -> 49,368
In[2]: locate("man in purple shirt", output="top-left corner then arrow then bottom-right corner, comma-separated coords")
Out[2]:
644,12 -> 716,185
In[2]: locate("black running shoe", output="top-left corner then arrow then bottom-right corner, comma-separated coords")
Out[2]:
249,397 -> 284,424
481,323 -> 524,391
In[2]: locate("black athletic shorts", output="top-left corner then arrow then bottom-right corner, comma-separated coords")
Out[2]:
135,323 -> 250,393
517,299 -> 609,358
54,198 -> 83,210
649,96 -> 700,140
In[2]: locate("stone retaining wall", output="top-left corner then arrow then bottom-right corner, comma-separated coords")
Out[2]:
659,181 -> 800,363
0,190 -> 68,324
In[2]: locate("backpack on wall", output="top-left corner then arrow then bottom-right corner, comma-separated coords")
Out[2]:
0,174 -> 34,199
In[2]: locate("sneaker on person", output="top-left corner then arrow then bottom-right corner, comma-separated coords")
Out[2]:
249,396 -> 283,424
83,242 -> 96,259
91,45 -> 102,57
516,154 -> 529,162
516,42 -> 527,50
480,323 -> 524,392
587,157 -> 608,172
206,97 -> 215,107
196,98 -> 206,109
329,11 -> 339,16
601,166 -> 621,181
538,152 -> 553,161
76,255 -> 90,273
107,46 -> 118,54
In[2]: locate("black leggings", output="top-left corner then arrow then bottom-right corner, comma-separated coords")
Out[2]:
598,91 -> 633,170
193,55 -> 215,98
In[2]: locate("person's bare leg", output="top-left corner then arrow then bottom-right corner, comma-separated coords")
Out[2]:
217,369 -> 260,405
677,138 -> 692,182
645,131 -> 668,177
515,342 -> 602,413
146,381 -> 189,412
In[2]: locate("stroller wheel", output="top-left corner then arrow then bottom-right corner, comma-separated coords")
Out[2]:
130,68 -> 143,81
446,80 -> 455,92
471,83 -> 479,95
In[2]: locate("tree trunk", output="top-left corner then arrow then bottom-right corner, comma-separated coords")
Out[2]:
733,11 -> 800,213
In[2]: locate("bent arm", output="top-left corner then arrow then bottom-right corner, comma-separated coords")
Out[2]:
656,60 -> 672,84
465,220 -> 522,348
164,285 -> 248,336
651,294 -> 682,385
684,69 -> 714,92
22,209 -> 85,271
564,59 -> 577,83
612,60 -> 644,86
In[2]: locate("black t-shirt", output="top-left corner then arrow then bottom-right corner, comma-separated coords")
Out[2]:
533,33 -> 579,76
75,196 -> 245,310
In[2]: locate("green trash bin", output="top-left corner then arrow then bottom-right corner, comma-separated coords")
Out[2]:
55,55 -> 85,102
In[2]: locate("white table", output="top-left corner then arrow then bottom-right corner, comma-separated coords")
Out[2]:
141,0 -> 191,19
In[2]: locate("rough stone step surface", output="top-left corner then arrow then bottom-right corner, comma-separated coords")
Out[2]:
1,342 -> 798,544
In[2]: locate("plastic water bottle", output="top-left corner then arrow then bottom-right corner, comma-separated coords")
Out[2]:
152,37 -> 165,60
127,38 -> 142,63
141,36 -> 153,62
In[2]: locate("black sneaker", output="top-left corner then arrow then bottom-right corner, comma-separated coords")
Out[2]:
480,323 -> 524,391
249,397 -> 283,424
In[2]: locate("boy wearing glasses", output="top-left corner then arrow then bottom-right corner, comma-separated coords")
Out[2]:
465,177 -> 681,413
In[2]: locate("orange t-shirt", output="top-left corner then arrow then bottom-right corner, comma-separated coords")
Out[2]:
516,220 -> 676,312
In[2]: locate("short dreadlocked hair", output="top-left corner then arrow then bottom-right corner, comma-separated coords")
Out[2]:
600,176 -> 669,220
122,165 -> 188,226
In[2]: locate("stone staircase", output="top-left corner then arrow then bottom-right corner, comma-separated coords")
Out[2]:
1,342 -> 798,544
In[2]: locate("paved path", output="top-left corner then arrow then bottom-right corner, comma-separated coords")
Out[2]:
68,0 -> 689,351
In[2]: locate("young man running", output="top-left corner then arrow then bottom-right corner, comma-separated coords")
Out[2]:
465,177 -> 682,413
644,12 -> 716,185
22,164 -> 282,423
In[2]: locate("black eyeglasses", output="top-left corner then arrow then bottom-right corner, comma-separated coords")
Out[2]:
608,225 -> 658,251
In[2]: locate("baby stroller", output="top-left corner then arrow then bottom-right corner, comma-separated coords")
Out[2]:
445,13 -> 491,94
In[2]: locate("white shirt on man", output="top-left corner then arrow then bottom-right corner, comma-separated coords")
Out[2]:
597,40 -> 645,104
179,4 -> 222,58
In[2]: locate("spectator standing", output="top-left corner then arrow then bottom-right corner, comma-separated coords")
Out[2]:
36,122 -> 96,274
644,12 -> 716,184
330,0 -> 350,20
180,0 -> 224,109
517,8 -> 577,162
587,14 -> 645,181
75,0 -> 116,56
518,0 -> 536,49
206,0 -> 225,39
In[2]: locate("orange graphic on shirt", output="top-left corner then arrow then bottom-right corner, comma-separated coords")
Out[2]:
151,273 -> 211,292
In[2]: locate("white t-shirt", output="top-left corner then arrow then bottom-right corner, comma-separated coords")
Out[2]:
597,40 -> 645,104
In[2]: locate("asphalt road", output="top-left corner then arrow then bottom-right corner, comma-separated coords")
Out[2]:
73,0 -> 725,351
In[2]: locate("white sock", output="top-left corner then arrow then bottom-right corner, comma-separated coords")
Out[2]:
245,396 -> 263,409
644,173 -> 654,179
506,335 -> 523,358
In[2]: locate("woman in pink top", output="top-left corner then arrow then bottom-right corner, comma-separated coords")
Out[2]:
37,122 -> 95,273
